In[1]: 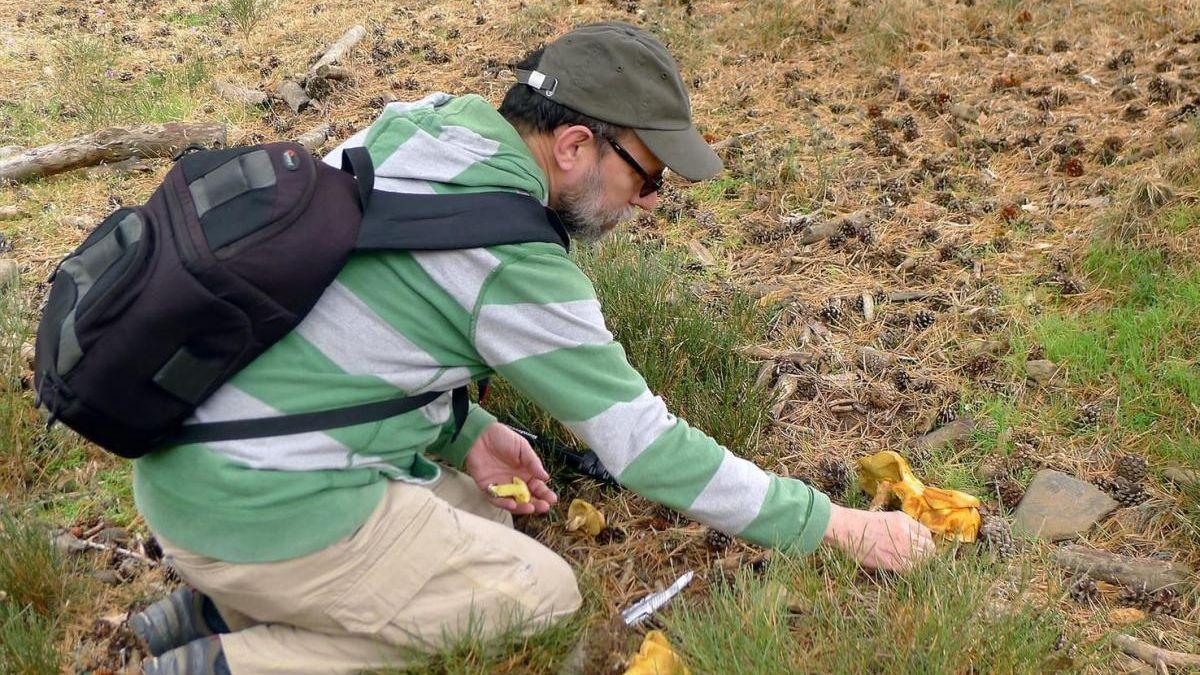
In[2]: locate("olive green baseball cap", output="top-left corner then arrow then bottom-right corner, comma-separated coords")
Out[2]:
515,21 -> 723,182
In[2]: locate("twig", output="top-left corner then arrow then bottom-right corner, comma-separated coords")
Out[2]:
1113,634 -> 1200,670
910,416 -> 975,450
78,538 -> 159,567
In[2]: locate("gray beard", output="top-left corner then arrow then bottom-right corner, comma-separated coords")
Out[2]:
556,165 -> 636,243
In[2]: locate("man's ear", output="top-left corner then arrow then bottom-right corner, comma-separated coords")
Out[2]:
551,124 -> 597,174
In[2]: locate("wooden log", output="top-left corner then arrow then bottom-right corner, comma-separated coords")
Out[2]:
910,416 -> 975,450
294,123 -> 331,152
212,80 -> 268,106
0,145 -> 23,160
0,123 -> 227,183
1113,634 -> 1200,670
314,65 -> 352,81
1051,544 -> 1193,593
797,209 -> 870,245
276,80 -> 312,113
310,25 -> 366,75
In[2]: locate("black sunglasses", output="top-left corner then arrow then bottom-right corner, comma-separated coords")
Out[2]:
603,136 -> 664,198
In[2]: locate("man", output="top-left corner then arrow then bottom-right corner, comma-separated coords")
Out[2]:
131,21 -> 934,674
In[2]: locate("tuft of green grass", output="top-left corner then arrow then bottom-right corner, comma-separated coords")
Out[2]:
218,0 -> 278,43
0,513 -> 76,617
485,236 -> 772,460
0,602 -> 62,675
668,550 -> 1095,673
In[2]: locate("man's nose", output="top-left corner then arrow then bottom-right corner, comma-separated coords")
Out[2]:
632,190 -> 659,211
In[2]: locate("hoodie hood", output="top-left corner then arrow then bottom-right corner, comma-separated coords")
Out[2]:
324,93 -> 549,204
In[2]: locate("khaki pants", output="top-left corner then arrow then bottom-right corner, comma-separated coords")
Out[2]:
158,468 -> 582,674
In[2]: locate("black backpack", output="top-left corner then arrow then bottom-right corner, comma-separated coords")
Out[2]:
33,141 -> 568,458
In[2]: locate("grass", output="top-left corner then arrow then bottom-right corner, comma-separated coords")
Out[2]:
1031,240 -> 1200,436
668,548 -> 1092,673
0,513 -> 78,675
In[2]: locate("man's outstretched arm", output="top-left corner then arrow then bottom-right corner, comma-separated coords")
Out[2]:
468,250 -> 933,567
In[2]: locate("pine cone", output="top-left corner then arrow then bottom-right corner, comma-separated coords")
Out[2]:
839,220 -> 860,240
1067,574 -> 1099,605
1117,584 -> 1151,609
983,285 -> 1003,306
704,528 -> 732,552
1059,277 -> 1085,295
815,457 -> 851,496
892,369 -> 913,391
879,328 -> 904,350
857,225 -> 876,245
935,401 -> 959,425
1114,453 -> 1148,483
918,226 -> 940,245
827,232 -> 847,249
912,310 -> 936,330
819,300 -> 843,323
978,517 -> 1014,559
1097,476 -> 1148,507
1074,404 -> 1101,428
1145,589 -> 1183,617
964,354 -> 996,378
996,477 -> 1025,510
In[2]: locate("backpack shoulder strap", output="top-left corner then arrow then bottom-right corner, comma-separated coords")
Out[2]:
353,191 -> 570,252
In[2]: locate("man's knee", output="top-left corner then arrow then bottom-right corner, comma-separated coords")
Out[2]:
527,547 -> 583,621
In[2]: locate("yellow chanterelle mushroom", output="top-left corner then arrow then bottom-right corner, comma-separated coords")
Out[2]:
488,476 -> 531,504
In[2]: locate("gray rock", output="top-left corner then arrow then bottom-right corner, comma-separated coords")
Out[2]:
1025,359 -> 1058,384
1014,469 -> 1118,541
0,259 -> 17,290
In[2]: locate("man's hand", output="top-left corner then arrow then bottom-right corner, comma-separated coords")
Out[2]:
822,504 -> 936,571
464,423 -> 558,515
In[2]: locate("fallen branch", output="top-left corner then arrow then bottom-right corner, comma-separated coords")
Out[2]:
1163,466 -> 1199,487
797,209 -> 870,245
310,25 -> 366,76
1113,634 -> 1200,670
276,80 -> 312,113
0,123 -> 227,183
1052,545 -> 1192,592
314,64 -> 352,81
910,416 -> 975,450
212,80 -> 268,106
0,145 -> 23,160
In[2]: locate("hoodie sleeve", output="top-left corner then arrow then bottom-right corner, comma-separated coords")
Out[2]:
470,251 -> 831,553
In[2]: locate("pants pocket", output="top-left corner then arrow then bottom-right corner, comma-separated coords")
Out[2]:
326,490 -> 460,636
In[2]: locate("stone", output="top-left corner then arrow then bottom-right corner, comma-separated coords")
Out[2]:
1014,469 -> 1118,541
0,205 -> 25,221
1025,359 -> 1057,384
0,259 -> 16,290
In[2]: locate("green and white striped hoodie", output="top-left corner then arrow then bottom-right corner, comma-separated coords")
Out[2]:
133,93 -> 831,563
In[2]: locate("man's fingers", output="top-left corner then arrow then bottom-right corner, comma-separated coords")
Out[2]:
528,478 -> 558,505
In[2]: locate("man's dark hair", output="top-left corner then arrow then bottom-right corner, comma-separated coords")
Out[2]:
499,47 -> 624,143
